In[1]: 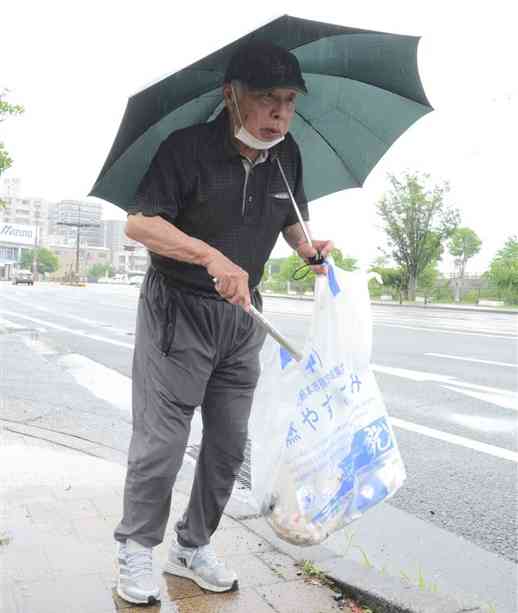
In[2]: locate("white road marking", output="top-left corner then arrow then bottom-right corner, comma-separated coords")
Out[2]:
391,416 -> 518,463
1,294 -> 134,336
448,413 -> 517,434
372,322 -> 517,340
19,333 -> 518,465
266,310 -> 517,339
24,347 -> 204,448
373,363 -> 518,411
0,317 -> 27,330
425,352 -> 518,369
441,385 -> 518,412
0,310 -> 134,349
58,351 -> 517,464
57,353 -> 133,414
7,301 -> 518,461
371,308 -> 517,332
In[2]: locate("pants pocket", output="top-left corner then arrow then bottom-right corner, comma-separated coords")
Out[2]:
160,298 -> 178,357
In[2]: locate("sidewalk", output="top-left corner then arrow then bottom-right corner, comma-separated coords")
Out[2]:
0,427 -> 356,613
1,423 -> 499,613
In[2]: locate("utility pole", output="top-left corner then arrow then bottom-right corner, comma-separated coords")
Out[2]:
31,224 -> 38,280
123,243 -> 136,274
57,202 -> 99,282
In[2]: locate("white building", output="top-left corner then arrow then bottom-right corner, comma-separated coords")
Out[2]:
47,243 -> 111,279
0,195 -> 50,244
2,177 -> 22,198
0,222 -> 38,279
48,199 -> 104,247
114,247 -> 149,274
102,219 -> 148,272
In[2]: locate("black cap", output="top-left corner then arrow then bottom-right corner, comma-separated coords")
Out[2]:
224,41 -> 307,93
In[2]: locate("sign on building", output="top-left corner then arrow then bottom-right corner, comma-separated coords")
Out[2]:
0,223 -> 36,246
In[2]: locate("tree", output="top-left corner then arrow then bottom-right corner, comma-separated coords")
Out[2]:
330,249 -> 358,272
276,248 -> 358,294
88,263 -> 114,281
279,253 -> 314,294
488,236 -> 518,304
418,261 -> 440,301
448,227 -> 482,302
20,248 -> 59,275
369,265 -> 407,303
377,172 -> 460,300
0,89 -> 24,178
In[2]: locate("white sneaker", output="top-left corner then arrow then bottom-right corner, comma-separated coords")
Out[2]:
164,540 -> 238,592
116,539 -> 160,605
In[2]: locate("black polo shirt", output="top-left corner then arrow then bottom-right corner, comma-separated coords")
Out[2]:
129,109 -> 309,295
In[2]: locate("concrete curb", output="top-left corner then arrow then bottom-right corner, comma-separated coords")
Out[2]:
320,558 -> 485,613
233,513 -> 488,613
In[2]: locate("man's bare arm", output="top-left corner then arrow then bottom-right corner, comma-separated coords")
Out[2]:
126,213 -> 215,266
282,222 -> 335,275
282,222 -> 312,251
126,213 -> 252,308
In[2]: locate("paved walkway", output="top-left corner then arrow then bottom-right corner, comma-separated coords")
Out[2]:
0,427 -> 355,613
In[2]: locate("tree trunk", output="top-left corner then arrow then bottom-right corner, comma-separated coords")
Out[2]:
408,274 -> 417,301
455,258 -> 466,303
454,280 -> 461,303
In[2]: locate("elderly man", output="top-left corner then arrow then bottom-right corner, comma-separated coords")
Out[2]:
115,40 -> 333,605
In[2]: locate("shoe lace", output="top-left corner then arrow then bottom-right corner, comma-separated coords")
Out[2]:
127,548 -> 153,578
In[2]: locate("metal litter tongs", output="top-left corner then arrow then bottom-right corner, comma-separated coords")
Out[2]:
245,158 -> 325,363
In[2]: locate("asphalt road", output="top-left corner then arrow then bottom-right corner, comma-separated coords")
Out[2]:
1,282 -> 517,566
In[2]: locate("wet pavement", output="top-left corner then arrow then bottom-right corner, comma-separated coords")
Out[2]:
3,286 -> 515,611
0,427 -> 354,613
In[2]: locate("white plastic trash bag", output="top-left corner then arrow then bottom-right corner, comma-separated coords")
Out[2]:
250,262 -> 406,546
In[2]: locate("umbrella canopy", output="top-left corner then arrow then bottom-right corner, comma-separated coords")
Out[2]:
89,15 -> 432,210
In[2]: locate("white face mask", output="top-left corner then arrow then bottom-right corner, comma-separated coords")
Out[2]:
230,84 -> 285,150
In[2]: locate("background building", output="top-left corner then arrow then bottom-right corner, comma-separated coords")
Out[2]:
0,181 -> 50,278
46,243 -> 111,279
48,199 -> 103,247
113,247 -> 149,274
0,180 -> 149,279
102,219 -> 148,273
2,178 -> 22,198
0,222 -> 38,279
0,195 -> 50,244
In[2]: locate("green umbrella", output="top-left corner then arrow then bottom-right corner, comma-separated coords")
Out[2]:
89,14 -> 432,210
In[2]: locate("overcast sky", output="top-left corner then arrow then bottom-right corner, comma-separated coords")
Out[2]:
2,0 -> 517,272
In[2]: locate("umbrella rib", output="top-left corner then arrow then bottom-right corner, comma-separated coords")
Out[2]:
331,104 -> 390,148
295,110 -> 362,186
300,70 -> 432,110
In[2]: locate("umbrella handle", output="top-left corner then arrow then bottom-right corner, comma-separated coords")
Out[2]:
307,251 -> 326,266
275,157 -> 313,248
276,157 -> 328,267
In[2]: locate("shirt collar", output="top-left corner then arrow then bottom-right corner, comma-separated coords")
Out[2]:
241,149 -> 269,167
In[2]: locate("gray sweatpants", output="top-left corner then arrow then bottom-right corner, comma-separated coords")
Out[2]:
114,268 -> 266,548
